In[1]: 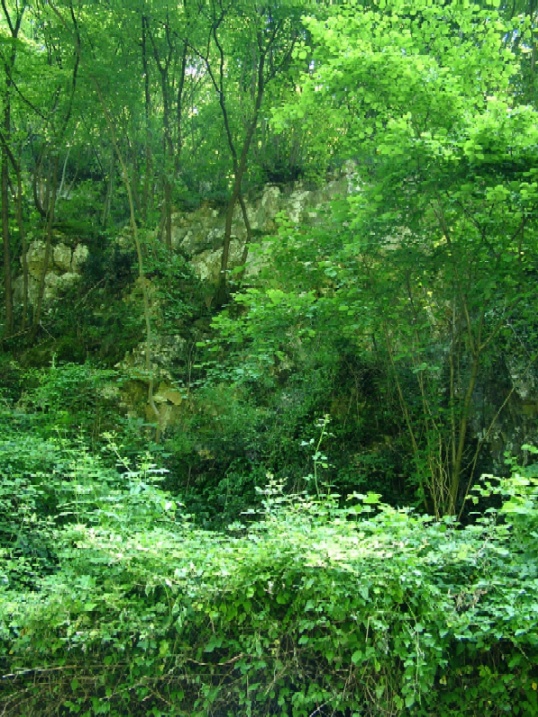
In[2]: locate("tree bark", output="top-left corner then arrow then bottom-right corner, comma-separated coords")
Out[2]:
31,155 -> 59,338
141,14 -> 153,223
148,11 -> 188,248
93,80 -> 160,433
2,145 -> 13,337
0,0 -> 26,337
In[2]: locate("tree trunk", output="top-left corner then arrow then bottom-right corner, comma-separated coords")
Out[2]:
93,80 -> 160,435
214,115 -> 260,307
1,142 -> 12,336
14,161 -> 28,329
31,155 -> 59,338
101,153 -> 115,228
141,14 -> 153,223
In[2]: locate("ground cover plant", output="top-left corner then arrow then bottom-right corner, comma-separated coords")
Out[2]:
2,418 -> 538,716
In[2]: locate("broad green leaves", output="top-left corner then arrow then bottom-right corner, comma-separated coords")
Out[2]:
262,0 -> 538,514
2,429 -> 538,714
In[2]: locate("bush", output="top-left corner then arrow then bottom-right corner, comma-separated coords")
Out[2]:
2,449 -> 538,715
17,362 -> 121,441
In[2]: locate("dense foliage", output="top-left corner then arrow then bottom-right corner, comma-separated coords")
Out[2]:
2,408 -> 538,715
2,0 -> 538,713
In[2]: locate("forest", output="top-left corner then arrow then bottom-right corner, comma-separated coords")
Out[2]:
1,0 -> 538,714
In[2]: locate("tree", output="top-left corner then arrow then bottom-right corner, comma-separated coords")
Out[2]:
143,1 -> 198,243
192,0 -> 305,305
0,0 -> 27,336
231,0 -> 538,515
29,0 -> 81,337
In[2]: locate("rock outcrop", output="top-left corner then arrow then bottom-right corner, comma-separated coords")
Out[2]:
171,176 -> 354,283
14,239 -> 89,305
16,172 -> 356,305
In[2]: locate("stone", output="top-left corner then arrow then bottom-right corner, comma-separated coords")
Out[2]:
192,248 -> 223,283
53,272 -> 79,293
285,189 -> 312,224
53,243 -> 72,272
26,240 -> 49,278
173,176 -> 354,283
191,238 -> 244,283
71,244 -> 89,271
154,382 -> 183,406
17,239 -> 88,306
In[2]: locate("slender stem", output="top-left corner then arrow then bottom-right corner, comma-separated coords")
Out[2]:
93,80 -> 160,430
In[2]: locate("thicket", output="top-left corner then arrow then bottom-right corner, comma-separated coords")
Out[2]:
2,403 -> 538,716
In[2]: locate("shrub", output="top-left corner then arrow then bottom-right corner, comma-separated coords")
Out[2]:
2,452 -> 538,715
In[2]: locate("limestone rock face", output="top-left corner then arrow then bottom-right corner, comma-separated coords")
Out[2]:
172,174 -> 354,283
193,240 -> 244,284
26,240 -> 49,278
16,238 -> 88,306
116,174 -> 358,429
485,358 -> 538,470
17,173 -> 356,310
72,244 -> 89,271
53,243 -> 73,272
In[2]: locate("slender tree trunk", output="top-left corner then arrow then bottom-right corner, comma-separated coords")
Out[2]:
31,155 -> 59,338
0,74 -> 12,338
14,161 -> 28,329
148,15 -> 188,249
1,36 -> 14,337
448,336 -> 481,515
161,77 -> 174,249
1,145 -> 12,337
195,4 -> 296,304
141,15 -> 153,223
529,0 -> 537,75
93,80 -> 160,433
101,153 -> 115,228
32,151 -> 48,219
0,126 -> 28,331
214,88 -> 264,305
0,0 -> 25,337
163,176 -> 172,248
175,42 -> 188,177
238,193 -> 253,267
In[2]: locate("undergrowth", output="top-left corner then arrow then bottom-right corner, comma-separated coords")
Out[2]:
1,415 -> 538,715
